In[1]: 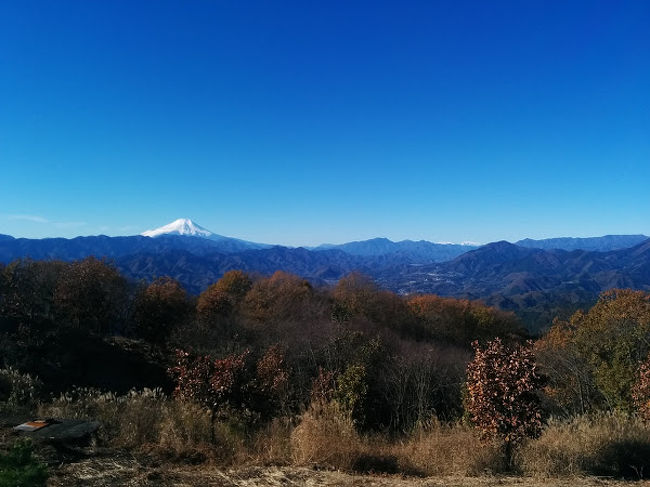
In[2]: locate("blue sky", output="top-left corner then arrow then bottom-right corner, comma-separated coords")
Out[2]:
1,1 -> 648,246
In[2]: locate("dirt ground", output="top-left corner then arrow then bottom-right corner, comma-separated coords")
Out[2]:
47,457 -> 650,487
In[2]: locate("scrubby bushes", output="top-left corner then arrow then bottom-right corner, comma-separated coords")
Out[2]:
0,260 -> 520,430
38,388 -> 246,462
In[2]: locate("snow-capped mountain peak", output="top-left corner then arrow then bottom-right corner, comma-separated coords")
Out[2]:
141,218 -> 214,238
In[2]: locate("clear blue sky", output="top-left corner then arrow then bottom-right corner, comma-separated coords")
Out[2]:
1,1 -> 648,246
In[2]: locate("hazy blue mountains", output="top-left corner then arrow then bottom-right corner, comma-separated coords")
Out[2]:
314,237 -> 477,262
378,238 -> 650,329
516,234 -> 648,252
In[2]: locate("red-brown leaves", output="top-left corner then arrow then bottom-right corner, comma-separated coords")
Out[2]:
256,345 -> 289,394
168,345 -> 289,418
466,338 -> 545,446
632,354 -> 650,421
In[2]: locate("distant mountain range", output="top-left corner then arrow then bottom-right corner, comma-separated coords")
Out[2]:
515,234 -> 649,252
377,239 -> 650,329
313,237 -> 477,261
1,219 -> 648,331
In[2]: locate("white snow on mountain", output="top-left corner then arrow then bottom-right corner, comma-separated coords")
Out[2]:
141,218 -> 214,238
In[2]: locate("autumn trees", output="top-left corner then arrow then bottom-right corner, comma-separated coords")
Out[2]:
132,277 -> 192,343
0,259 -> 67,329
536,289 -> 650,413
408,294 -> 523,345
54,257 -> 128,334
197,270 -> 252,323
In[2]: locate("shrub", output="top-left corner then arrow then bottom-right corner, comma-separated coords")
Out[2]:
466,338 -> 545,466
335,364 -> 368,424
168,346 -> 290,424
0,440 -> 48,487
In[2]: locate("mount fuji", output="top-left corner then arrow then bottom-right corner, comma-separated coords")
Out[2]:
140,218 -> 269,251
141,218 -> 215,238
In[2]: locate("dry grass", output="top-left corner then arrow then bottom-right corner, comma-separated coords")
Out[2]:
48,460 -> 650,487
520,411 -> 650,478
35,390 -> 650,481
290,401 -> 364,470
156,399 -> 217,460
38,389 -> 246,462
389,421 -> 503,476
38,387 -> 164,447
246,417 -> 293,466
290,404 -> 502,476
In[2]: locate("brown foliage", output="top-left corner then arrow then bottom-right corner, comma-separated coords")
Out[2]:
332,272 -> 379,318
632,353 -> 650,421
310,367 -> 336,405
196,270 -> 252,323
196,286 -> 232,322
408,294 -> 522,346
466,338 -> 545,452
168,346 -> 291,421
332,273 -> 413,332
212,270 -> 253,302
256,345 -> 289,395
169,349 -> 250,413
242,271 -> 314,324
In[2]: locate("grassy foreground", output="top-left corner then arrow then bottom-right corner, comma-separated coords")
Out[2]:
48,460 -> 650,487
